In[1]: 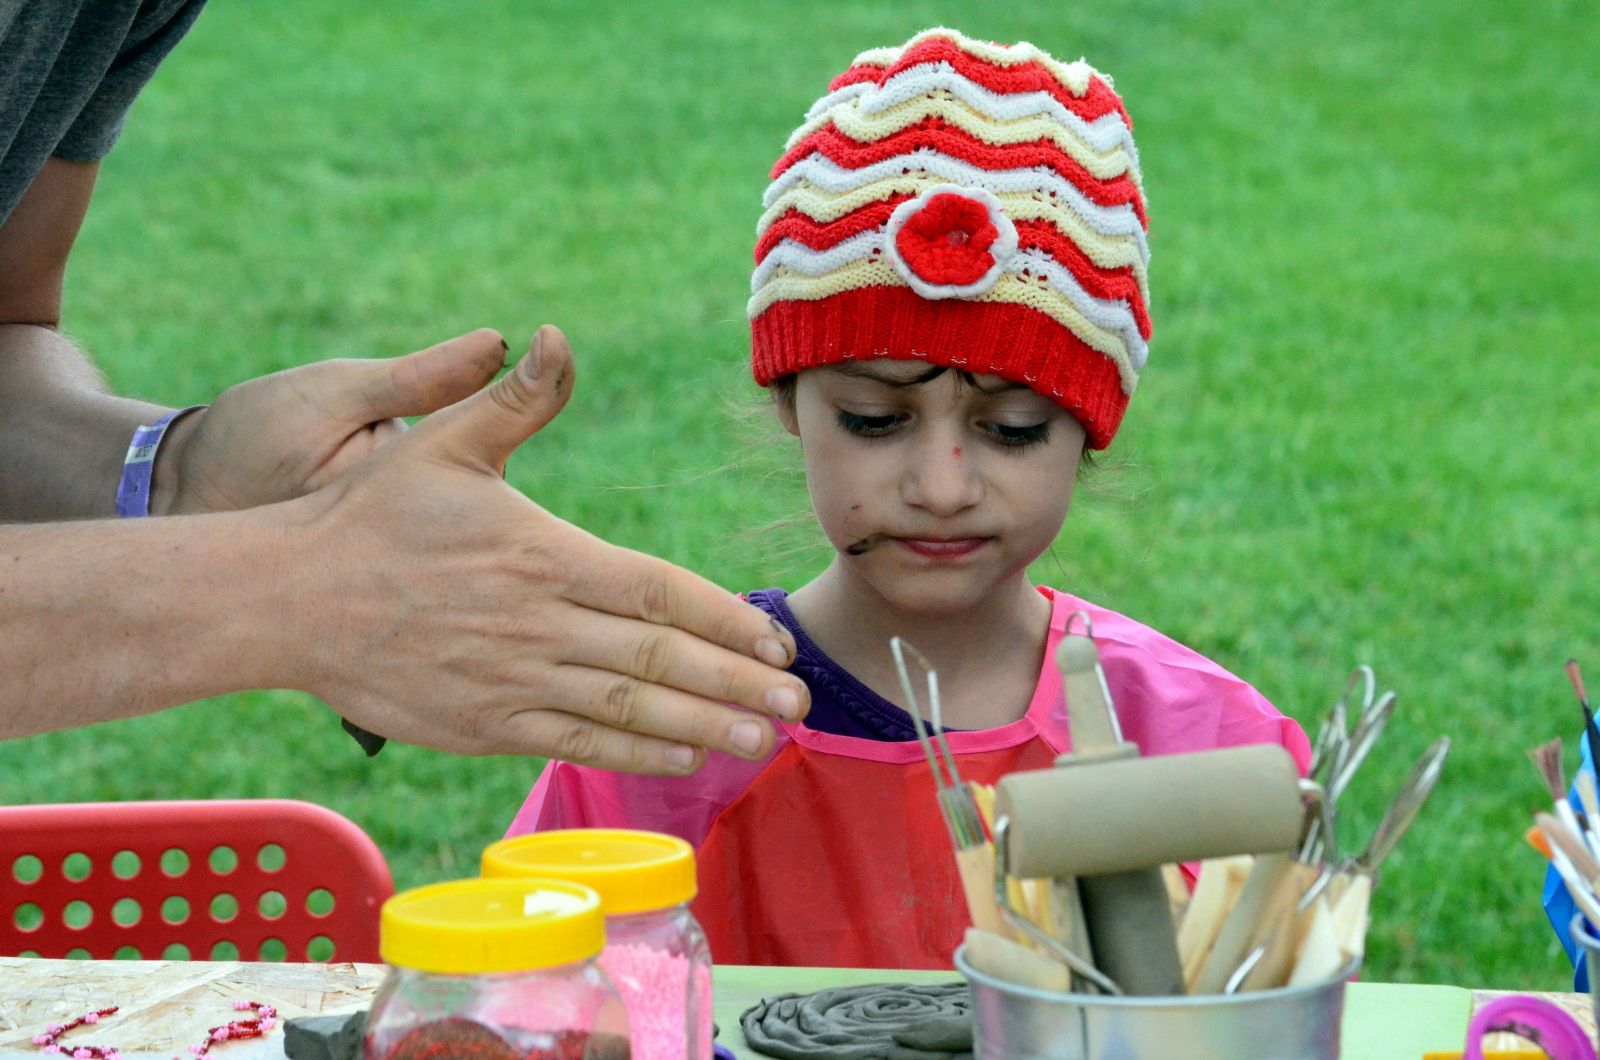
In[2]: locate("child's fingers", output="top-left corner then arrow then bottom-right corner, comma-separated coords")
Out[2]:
540,661 -> 782,764
556,606 -> 810,727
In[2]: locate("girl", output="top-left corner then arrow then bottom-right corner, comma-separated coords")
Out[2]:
508,27 -> 1310,969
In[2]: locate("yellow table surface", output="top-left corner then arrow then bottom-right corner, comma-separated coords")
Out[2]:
0,956 -> 1580,1058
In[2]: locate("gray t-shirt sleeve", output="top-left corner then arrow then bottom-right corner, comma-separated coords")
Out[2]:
53,0 -> 206,163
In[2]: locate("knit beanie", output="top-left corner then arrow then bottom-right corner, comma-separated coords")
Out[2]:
748,28 -> 1150,449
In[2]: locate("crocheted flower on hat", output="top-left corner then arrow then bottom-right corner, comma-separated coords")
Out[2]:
885,184 -> 1018,300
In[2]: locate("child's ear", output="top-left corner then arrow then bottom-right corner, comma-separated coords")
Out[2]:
772,389 -> 800,437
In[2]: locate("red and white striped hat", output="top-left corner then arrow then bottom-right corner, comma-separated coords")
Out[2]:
749,28 -> 1150,449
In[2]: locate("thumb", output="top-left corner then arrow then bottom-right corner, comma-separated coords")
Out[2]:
413,325 -> 575,473
333,328 -> 507,423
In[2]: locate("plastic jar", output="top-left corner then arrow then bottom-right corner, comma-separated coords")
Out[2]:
483,830 -> 712,1060
364,877 -> 630,1060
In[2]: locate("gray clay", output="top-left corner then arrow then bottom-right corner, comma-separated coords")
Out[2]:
741,982 -> 973,1059
283,1009 -> 367,1060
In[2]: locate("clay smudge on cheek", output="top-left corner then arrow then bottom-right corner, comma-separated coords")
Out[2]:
845,533 -> 889,556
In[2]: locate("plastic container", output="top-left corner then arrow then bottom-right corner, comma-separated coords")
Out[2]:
956,943 -> 1359,1060
483,830 -> 712,1060
364,877 -> 630,1060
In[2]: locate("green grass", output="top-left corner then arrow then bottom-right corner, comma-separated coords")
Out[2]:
4,0 -> 1598,989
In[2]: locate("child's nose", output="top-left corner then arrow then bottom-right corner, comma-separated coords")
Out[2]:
901,437 -> 983,516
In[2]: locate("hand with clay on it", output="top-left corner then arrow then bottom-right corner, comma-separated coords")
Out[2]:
280,325 -> 809,774
150,329 -> 510,516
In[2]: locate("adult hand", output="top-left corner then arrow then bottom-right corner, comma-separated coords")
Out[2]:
152,329 -> 507,515
287,325 -> 808,773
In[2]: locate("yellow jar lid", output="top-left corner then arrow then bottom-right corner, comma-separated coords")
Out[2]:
482,829 -> 696,915
380,877 -> 603,975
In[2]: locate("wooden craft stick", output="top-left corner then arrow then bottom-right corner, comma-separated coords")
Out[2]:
1178,855 -> 1252,987
1044,876 -> 1096,982
1329,872 -> 1371,960
1238,861 -> 1320,992
1193,852 -> 1293,994
971,783 -> 996,832
955,844 -> 1004,936
1287,895 -> 1345,987
963,927 -> 1072,993
1162,862 -> 1192,926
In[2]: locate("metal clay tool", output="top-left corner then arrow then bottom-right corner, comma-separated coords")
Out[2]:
994,613 -> 1306,996
891,637 -> 1003,937
1300,667 -> 1397,864
1345,736 -> 1451,882
993,814 -> 1117,995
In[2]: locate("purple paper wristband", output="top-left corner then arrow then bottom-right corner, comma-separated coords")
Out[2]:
115,406 -> 207,518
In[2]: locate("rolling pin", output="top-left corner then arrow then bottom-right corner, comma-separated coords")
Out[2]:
995,630 -> 1305,995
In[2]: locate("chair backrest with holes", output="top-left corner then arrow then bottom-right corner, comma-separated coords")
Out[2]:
0,799 -> 394,963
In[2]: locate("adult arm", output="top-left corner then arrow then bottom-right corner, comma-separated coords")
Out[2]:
0,157 -> 514,523
0,160 -> 807,770
0,158 -> 169,520
1,327 -> 807,772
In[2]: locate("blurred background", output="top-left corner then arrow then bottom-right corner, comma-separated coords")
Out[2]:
3,0 -> 1597,989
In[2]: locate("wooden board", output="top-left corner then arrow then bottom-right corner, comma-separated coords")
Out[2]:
0,956 -> 1516,1059
0,959 -> 379,1059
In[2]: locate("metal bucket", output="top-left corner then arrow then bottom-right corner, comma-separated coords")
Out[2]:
1571,914 -> 1600,1030
956,944 -> 1359,1060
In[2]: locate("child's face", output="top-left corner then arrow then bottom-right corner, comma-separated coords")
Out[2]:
778,360 -> 1087,615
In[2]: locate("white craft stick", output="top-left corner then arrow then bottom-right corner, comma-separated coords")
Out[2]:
1549,841 -> 1600,924
1329,873 -> 1371,960
1555,801 -> 1599,870
1579,772 -> 1600,860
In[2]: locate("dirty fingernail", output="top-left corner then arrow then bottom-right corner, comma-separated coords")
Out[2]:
765,686 -> 801,722
755,637 -> 789,668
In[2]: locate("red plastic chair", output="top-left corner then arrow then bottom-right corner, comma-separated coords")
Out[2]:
0,799 -> 393,963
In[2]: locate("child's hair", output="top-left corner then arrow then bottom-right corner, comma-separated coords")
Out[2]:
746,27 -> 1151,451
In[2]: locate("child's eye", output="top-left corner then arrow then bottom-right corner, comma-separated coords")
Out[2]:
986,422 -> 1051,448
837,411 -> 905,437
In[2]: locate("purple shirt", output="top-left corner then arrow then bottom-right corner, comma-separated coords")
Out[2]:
745,588 -> 941,742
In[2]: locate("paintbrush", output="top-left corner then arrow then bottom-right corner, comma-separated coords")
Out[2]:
1577,773 -> 1600,860
1537,811 -> 1600,931
1530,738 -> 1569,808
1529,738 -> 1593,846
1530,738 -> 1566,795
1568,659 -> 1600,775
1537,812 -> 1600,887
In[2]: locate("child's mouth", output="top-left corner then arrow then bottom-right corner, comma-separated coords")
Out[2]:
893,537 -> 988,559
